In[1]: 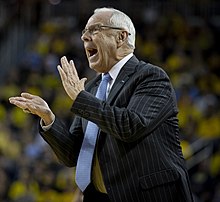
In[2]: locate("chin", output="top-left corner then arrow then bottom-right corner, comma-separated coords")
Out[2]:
89,63 -> 99,73
89,61 -> 101,71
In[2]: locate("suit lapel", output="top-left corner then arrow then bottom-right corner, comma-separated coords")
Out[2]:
107,55 -> 139,103
98,56 -> 139,157
81,74 -> 101,131
86,74 -> 102,95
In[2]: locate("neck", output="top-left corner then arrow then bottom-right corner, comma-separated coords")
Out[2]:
116,48 -> 133,61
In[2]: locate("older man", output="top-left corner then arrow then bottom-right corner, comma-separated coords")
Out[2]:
9,7 -> 194,202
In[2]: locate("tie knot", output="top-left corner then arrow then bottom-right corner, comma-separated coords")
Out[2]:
102,73 -> 112,82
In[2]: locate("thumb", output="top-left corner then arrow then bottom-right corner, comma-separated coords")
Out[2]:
80,78 -> 87,85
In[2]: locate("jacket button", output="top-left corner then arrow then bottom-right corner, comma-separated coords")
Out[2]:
83,112 -> 90,118
77,109 -> 84,114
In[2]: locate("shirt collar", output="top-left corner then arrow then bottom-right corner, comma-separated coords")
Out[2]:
107,53 -> 133,82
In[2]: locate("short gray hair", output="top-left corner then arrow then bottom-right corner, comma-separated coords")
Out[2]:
94,7 -> 136,49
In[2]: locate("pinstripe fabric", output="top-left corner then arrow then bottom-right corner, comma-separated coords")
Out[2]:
40,55 -> 194,202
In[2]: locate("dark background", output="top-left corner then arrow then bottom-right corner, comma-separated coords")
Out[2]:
0,0 -> 220,201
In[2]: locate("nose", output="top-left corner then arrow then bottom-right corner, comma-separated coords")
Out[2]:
81,32 -> 91,42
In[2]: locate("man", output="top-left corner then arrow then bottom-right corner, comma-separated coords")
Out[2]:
9,7 -> 194,202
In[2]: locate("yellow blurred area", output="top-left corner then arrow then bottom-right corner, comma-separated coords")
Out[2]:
197,114 -> 220,139
0,131 -> 21,158
10,108 -> 30,128
0,104 -> 6,121
180,140 -> 193,160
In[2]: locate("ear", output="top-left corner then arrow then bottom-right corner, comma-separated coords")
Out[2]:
117,31 -> 128,47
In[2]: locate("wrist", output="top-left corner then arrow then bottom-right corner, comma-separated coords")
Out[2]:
42,111 -> 55,126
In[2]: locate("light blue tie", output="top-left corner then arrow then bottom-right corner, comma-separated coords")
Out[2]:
75,73 -> 112,192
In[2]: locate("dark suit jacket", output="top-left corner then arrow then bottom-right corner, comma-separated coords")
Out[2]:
40,56 -> 194,202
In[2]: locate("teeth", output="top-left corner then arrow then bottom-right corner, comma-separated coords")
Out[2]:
87,48 -> 97,57
87,49 -> 92,57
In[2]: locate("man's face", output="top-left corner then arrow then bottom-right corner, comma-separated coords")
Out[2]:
81,12 -> 119,73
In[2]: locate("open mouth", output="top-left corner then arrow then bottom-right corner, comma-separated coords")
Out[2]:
87,48 -> 98,57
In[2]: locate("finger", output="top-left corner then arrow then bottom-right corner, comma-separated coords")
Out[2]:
18,94 -> 42,109
61,56 -> 70,75
65,57 -> 75,78
9,95 -> 45,116
20,93 -> 43,107
80,77 -> 87,85
23,109 -> 31,113
21,92 -> 36,99
57,65 -> 67,83
9,99 -> 29,110
70,60 -> 79,79
9,96 -> 37,110
9,96 -> 27,103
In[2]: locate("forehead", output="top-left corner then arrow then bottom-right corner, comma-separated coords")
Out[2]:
86,11 -> 112,27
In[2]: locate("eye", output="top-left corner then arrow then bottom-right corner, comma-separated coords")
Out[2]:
82,25 -> 102,35
91,25 -> 101,34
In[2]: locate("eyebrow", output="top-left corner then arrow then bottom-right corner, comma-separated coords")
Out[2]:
84,23 -> 102,29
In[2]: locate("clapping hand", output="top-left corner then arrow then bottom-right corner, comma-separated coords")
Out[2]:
9,92 -> 55,125
57,56 -> 87,101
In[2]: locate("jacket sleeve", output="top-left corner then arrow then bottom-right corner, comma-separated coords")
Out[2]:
71,66 -> 178,143
39,116 -> 84,167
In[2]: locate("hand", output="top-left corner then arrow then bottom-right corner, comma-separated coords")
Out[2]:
9,93 -> 55,126
57,56 -> 87,101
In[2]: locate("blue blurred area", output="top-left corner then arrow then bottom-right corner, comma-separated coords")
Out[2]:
0,0 -> 220,201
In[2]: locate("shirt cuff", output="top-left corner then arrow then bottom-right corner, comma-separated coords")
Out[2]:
40,118 -> 55,131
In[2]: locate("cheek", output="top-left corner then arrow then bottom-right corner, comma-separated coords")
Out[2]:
100,34 -> 117,47
100,36 -> 117,54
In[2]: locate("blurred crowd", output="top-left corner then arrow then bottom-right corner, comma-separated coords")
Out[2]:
0,1 -> 220,202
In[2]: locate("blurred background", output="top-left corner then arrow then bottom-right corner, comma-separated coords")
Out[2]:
0,0 -> 220,201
